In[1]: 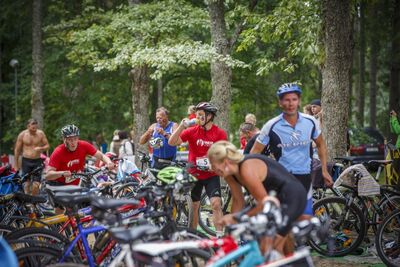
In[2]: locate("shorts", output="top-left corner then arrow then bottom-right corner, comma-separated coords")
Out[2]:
277,183 -> 307,236
22,157 -> 43,183
293,174 -> 313,216
191,176 -> 221,202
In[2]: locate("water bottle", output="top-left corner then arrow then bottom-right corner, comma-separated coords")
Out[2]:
184,118 -> 199,127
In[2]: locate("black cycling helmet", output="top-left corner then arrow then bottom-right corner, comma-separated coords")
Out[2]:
195,102 -> 218,115
61,124 -> 80,138
276,83 -> 302,98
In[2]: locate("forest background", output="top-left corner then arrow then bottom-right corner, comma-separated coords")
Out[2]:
0,0 -> 399,161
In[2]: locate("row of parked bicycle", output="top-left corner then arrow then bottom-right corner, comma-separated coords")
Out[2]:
0,151 -> 399,266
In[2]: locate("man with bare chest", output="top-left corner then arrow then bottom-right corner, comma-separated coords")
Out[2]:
14,118 -> 49,195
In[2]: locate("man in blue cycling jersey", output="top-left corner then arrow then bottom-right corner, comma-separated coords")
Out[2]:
250,83 -> 333,218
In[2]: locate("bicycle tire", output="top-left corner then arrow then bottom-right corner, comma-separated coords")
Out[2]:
0,224 -> 15,238
171,248 -> 211,267
15,246 -> 62,267
174,194 -> 194,228
6,227 -> 69,248
310,196 -> 366,257
375,209 -> 400,267
372,195 -> 400,233
198,186 -> 231,236
114,182 -> 140,199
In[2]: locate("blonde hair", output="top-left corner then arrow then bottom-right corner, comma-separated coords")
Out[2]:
208,141 -> 244,164
188,105 -> 196,114
245,113 -> 257,125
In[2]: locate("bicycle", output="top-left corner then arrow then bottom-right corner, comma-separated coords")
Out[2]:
310,165 -> 400,256
374,208 -> 400,267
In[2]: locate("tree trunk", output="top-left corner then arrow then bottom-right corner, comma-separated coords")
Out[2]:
321,0 -> 353,160
389,0 -> 400,117
31,0 -> 44,128
369,4 -> 379,129
129,66 -> 150,153
356,2 -> 365,126
157,78 -> 163,108
208,0 -> 232,134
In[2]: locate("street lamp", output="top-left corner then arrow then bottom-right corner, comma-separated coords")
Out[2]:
9,59 -> 19,120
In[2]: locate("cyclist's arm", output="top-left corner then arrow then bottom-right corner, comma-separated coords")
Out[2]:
390,116 -> 400,134
314,134 -> 333,187
45,166 -> 71,181
94,151 -> 114,169
225,176 -> 245,213
14,132 -> 23,171
239,160 -> 270,216
139,124 -> 155,145
250,140 -> 266,154
168,121 -> 186,146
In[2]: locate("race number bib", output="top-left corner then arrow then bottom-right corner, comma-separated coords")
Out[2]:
196,157 -> 209,170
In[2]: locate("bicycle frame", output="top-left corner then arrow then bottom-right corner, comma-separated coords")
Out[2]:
210,240 -> 264,267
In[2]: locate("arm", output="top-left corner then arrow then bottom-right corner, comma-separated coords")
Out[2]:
239,160 -> 271,216
139,124 -> 155,145
250,140 -> 266,154
390,112 -> 400,134
35,131 -> 50,152
225,176 -> 245,213
14,133 -> 23,171
45,166 -> 71,181
168,120 -> 186,146
314,134 -> 333,187
94,151 -> 114,169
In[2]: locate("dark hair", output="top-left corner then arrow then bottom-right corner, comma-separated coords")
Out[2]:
118,130 -> 129,140
239,122 -> 255,133
310,99 -> 321,106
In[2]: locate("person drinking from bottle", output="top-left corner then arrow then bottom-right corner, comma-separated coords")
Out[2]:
139,107 -> 179,169
207,140 -> 307,255
169,102 -> 227,233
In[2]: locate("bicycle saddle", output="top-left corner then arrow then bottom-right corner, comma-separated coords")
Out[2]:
110,225 -> 159,244
90,196 -> 140,210
53,192 -> 92,208
14,192 -> 47,204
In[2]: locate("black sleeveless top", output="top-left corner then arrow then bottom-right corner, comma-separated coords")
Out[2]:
234,154 -> 299,194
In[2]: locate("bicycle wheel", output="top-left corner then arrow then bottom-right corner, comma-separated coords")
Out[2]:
310,196 -> 366,257
372,195 -> 400,233
15,246 -> 62,267
6,227 -> 69,249
114,182 -> 140,198
198,185 -> 231,236
375,209 -> 400,267
170,248 -> 211,267
174,194 -> 193,228
0,224 -> 15,238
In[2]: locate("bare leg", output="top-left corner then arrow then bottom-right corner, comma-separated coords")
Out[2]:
210,196 -> 223,231
31,181 -> 40,196
191,201 -> 200,230
23,181 -> 31,195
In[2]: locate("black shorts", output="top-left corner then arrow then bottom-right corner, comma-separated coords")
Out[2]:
22,157 -> 43,183
191,175 -> 221,202
277,183 -> 307,236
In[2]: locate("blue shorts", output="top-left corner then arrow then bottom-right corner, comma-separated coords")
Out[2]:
293,174 -> 313,216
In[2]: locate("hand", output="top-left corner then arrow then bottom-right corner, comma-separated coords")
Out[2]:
106,161 -> 115,170
219,214 -> 237,226
62,171 -> 72,178
34,147 -> 42,152
322,170 -> 333,188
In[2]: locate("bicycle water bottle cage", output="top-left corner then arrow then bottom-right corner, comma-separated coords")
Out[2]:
149,137 -> 163,148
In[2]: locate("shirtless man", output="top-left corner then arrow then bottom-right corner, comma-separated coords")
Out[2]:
14,118 -> 49,195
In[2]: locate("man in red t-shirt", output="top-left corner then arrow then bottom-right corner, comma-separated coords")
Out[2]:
169,102 -> 227,232
45,124 -> 114,186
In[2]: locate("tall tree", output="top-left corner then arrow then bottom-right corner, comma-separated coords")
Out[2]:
356,1 -> 365,126
321,0 -> 353,160
31,0 -> 44,128
389,0 -> 400,119
368,3 -> 379,129
208,0 -> 232,132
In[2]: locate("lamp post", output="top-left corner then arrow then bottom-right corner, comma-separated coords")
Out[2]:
9,59 -> 19,120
